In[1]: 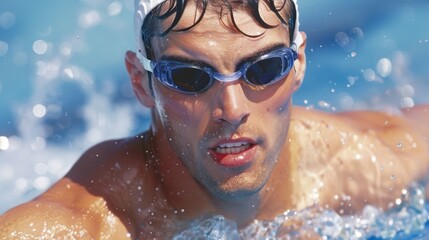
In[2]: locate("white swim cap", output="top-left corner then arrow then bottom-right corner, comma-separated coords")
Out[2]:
134,0 -> 302,58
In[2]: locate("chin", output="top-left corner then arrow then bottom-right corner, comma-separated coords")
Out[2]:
207,174 -> 268,202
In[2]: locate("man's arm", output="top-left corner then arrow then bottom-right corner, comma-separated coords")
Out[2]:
334,105 -> 429,212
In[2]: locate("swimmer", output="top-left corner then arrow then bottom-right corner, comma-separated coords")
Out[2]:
1,0 -> 429,238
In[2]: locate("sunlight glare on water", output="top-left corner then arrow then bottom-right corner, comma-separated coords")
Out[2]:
0,136 -> 10,151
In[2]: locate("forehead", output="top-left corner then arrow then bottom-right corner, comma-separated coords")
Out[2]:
149,1 -> 292,60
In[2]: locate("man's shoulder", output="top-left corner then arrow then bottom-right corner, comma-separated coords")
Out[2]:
0,194 -> 131,239
0,132 -> 157,239
0,199 -> 80,238
65,132 -> 158,201
67,133 -> 151,183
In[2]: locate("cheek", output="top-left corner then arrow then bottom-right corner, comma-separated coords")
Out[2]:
154,88 -> 211,135
264,86 -> 294,115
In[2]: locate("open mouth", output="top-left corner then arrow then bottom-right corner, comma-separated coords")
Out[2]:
210,139 -> 257,167
214,141 -> 252,155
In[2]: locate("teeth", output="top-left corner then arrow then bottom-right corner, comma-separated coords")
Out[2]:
215,142 -> 251,154
218,141 -> 248,148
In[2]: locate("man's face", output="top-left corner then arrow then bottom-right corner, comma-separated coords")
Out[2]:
148,3 -> 303,200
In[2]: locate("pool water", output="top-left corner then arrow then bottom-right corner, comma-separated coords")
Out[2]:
174,183 -> 429,239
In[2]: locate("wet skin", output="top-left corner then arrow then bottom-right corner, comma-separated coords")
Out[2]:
1,2 -> 429,239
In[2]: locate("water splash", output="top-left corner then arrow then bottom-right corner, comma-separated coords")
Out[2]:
173,183 -> 429,239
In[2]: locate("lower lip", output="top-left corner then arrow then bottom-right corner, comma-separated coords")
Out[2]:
210,145 -> 257,168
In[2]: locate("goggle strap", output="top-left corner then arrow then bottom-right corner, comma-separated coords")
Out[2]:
138,54 -> 153,72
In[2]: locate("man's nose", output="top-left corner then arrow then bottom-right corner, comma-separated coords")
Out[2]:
211,82 -> 250,126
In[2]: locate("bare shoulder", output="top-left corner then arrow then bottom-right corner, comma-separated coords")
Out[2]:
290,106 -> 429,212
0,181 -> 129,239
292,105 -> 429,150
0,197 -> 90,239
0,133 -> 156,239
291,105 -> 429,167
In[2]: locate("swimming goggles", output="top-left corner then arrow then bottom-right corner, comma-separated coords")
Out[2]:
139,47 -> 298,94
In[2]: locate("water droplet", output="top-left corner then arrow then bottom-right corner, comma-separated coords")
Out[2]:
108,1 -> 123,16
0,136 -> 10,150
350,27 -> 364,39
32,104 -> 47,118
33,176 -> 51,190
362,68 -> 376,82
35,162 -> 48,175
78,10 -> 101,28
64,68 -> 74,79
0,41 -> 8,57
0,12 -> 16,29
335,32 -> 350,48
400,97 -> 414,108
376,58 -> 392,78
33,40 -> 48,55
31,137 -> 46,151
318,100 -> 330,109
399,84 -> 415,98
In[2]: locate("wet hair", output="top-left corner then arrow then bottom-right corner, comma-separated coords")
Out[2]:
141,0 -> 297,61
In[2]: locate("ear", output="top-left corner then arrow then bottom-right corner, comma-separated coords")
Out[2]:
125,51 -> 155,108
293,31 -> 307,92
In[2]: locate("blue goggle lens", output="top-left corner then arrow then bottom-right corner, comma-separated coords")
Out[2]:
152,47 -> 297,94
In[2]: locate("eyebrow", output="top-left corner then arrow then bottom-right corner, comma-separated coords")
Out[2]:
159,42 -> 287,71
160,55 -> 212,68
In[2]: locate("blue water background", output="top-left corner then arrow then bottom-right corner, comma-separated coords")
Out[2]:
0,0 -> 428,235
